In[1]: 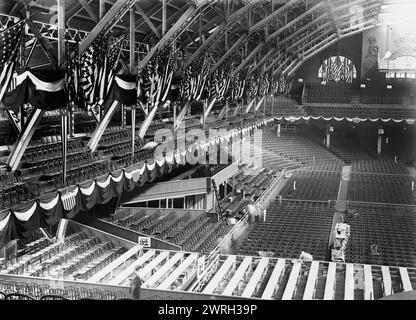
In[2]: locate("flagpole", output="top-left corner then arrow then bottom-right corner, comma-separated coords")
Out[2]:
58,0 -> 67,186
203,99 -> 206,132
131,105 -> 136,164
173,102 -> 177,151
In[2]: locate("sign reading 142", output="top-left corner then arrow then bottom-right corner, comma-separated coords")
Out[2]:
138,236 -> 151,247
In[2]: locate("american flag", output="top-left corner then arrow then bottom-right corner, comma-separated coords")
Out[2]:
95,35 -> 124,103
0,20 -> 24,102
180,52 -> 209,102
79,37 -> 101,106
156,44 -> 177,103
272,76 -> 279,96
260,72 -> 270,96
194,54 -> 210,101
279,75 -> 286,93
66,31 -> 84,109
216,68 -> 231,101
139,44 -> 177,108
247,72 -> 260,100
80,35 -> 123,112
180,66 -> 192,101
231,72 -> 246,101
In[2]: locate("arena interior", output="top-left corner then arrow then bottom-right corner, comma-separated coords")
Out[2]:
0,0 -> 416,301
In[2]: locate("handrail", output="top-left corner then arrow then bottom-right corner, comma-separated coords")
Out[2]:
346,200 -> 416,209
206,170 -> 286,264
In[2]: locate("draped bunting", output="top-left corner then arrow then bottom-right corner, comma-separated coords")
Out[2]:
274,115 -> 416,125
113,74 -> 137,105
1,69 -> 67,111
0,117 -> 273,247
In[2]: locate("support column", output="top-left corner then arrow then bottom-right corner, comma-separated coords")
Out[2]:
131,106 -> 136,164
173,102 -> 177,150
326,124 -> 333,149
377,126 -> 383,155
99,0 -> 105,19
129,7 -> 135,71
202,100 -> 207,132
121,105 -> 126,127
162,0 -> 167,36
61,111 -> 68,185
58,0 -> 67,185
326,132 -> 331,148
57,0 -> 65,66
277,123 -> 281,137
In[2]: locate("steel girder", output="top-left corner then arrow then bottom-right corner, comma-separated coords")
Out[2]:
138,5 -> 198,70
184,0 -> 264,69
79,0 -> 136,55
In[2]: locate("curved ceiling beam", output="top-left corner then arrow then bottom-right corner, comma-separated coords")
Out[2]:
231,41 -> 265,76
288,34 -> 339,76
138,4 -> 198,69
180,13 -> 223,47
266,2 -> 326,43
286,21 -> 334,52
79,0 -> 135,55
209,33 -> 249,73
249,0 -> 302,33
257,12 -> 330,73
257,0 -> 381,79
184,0 -> 263,68
211,1 -> 327,76
246,49 -> 275,76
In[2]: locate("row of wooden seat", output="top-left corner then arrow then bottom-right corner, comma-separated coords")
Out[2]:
238,201 -> 334,261
0,280 -> 127,300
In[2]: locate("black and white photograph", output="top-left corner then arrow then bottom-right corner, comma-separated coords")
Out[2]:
0,0 -> 415,311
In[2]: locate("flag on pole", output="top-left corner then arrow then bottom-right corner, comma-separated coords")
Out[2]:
95,35 -> 124,104
80,37 -> 101,106
180,52 -> 209,102
66,31 -> 84,109
0,20 -> 25,103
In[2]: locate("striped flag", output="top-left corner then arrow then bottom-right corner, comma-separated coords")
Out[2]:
66,31 -> 84,109
209,68 -> 219,100
180,52 -> 209,102
95,36 -> 124,104
80,37 -> 101,106
180,66 -> 192,102
139,44 -> 177,108
216,68 -> 231,101
231,72 -> 246,101
0,20 -> 24,103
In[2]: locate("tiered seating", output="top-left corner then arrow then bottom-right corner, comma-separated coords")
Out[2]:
0,231 -> 126,282
0,171 -> 22,189
22,139 -> 85,165
238,201 -> 334,261
0,280 -> 127,300
328,133 -> 373,163
349,174 -> 414,204
345,203 -> 416,267
352,159 -> 409,174
280,166 -> 341,201
0,172 -> 43,210
52,161 -> 109,189
259,128 -> 343,172
193,222 -> 232,254
304,83 -> 355,104
360,86 -> 414,105
264,96 -> 306,117
106,208 -> 231,254
224,164 -> 277,214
